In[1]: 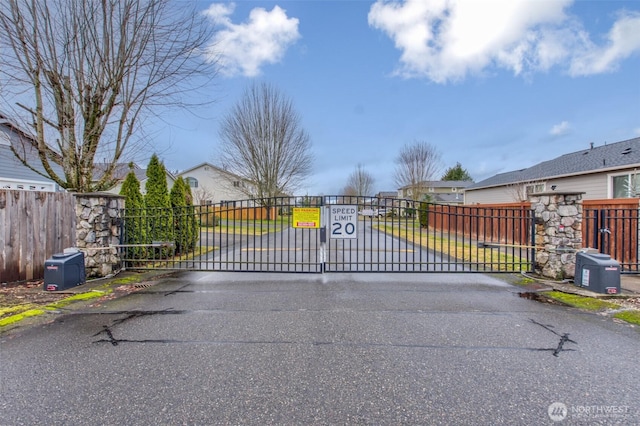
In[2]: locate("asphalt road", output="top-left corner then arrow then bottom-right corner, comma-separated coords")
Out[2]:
1,272 -> 639,425
185,220 -> 458,273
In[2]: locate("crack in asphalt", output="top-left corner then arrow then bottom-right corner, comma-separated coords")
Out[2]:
91,309 -> 184,345
163,284 -> 192,297
530,319 -> 577,357
88,311 -> 577,357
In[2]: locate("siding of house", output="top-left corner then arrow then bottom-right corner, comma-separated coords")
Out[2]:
465,167 -> 640,204
107,175 -> 175,196
464,186 -> 517,204
178,164 -> 250,205
1,123 -> 62,191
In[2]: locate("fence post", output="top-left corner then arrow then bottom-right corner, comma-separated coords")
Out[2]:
75,193 -> 124,278
528,191 -> 584,280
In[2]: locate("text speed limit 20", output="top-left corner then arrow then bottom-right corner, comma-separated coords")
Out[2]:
330,205 -> 357,239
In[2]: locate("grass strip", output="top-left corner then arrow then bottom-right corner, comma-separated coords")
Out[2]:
613,310 -> 640,326
0,290 -> 108,328
544,291 -> 622,311
376,223 -> 529,272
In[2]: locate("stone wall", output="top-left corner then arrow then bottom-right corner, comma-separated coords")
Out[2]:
74,193 -> 123,278
529,192 -> 584,280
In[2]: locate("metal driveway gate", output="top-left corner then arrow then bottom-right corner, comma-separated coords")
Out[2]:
120,196 -> 535,273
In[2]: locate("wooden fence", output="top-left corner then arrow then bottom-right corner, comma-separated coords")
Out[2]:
206,205 -> 277,220
427,202 -> 532,246
426,199 -> 639,272
0,190 -> 77,283
584,199 -> 639,272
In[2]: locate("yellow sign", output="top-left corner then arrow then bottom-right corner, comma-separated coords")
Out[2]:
293,207 -> 321,228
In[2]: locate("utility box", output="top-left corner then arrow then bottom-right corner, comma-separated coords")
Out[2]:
44,250 -> 86,291
574,251 -> 621,294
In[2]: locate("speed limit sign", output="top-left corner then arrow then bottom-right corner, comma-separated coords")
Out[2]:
329,205 -> 357,239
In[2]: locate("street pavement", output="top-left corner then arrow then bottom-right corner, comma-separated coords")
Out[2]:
1,272 -> 639,425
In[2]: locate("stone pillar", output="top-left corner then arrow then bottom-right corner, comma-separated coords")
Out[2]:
74,193 -> 124,278
529,192 -> 584,280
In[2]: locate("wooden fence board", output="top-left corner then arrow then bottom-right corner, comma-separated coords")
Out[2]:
0,190 -> 76,283
584,198 -> 639,271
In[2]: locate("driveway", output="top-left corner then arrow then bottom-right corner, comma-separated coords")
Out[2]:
1,272 -> 638,425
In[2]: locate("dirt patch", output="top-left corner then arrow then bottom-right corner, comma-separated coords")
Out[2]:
0,280 -> 68,314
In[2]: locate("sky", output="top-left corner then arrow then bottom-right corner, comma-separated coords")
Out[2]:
152,0 -> 640,195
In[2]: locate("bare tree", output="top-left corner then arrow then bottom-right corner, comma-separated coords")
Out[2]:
219,82 -> 313,202
506,180 -> 544,202
0,0 -> 218,192
192,184 -> 215,206
343,164 -> 374,196
394,141 -> 442,200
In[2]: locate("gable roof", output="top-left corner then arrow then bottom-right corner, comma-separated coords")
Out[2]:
178,162 -> 247,182
468,137 -> 640,190
93,162 -> 147,182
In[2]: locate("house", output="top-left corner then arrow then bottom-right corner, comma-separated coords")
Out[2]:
397,181 -> 471,204
100,163 -> 175,196
177,162 -> 254,205
465,137 -> 640,204
0,114 -> 63,192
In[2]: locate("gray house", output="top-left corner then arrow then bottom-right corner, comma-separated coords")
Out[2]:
465,137 -> 640,204
398,180 -> 471,204
0,115 -> 63,192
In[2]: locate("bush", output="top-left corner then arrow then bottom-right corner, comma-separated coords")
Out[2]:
170,177 -> 200,254
119,167 -> 146,261
418,201 -> 429,228
144,154 -> 174,258
201,207 -> 220,227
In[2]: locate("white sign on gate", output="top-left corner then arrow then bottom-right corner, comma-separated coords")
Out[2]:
329,205 -> 357,239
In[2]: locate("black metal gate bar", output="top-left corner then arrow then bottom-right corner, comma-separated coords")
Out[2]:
121,195 -> 534,273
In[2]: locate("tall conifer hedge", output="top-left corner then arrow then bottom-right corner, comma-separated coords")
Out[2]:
120,166 -> 145,261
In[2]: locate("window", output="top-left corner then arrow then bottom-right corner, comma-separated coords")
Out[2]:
185,177 -> 198,188
525,183 -> 545,195
612,173 -> 640,198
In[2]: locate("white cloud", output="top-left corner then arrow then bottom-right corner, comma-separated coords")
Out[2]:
203,3 -> 300,77
550,121 -> 570,136
368,0 -> 640,83
569,11 -> 640,76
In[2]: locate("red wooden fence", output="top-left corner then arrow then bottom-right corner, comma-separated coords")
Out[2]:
428,202 -> 532,246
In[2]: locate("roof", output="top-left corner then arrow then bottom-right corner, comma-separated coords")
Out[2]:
468,137 -> 640,190
399,180 -> 473,190
376,191 -> 398,198
178,162 -> 246,182
93,163 -> 147,182
433,193 -> 464,203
